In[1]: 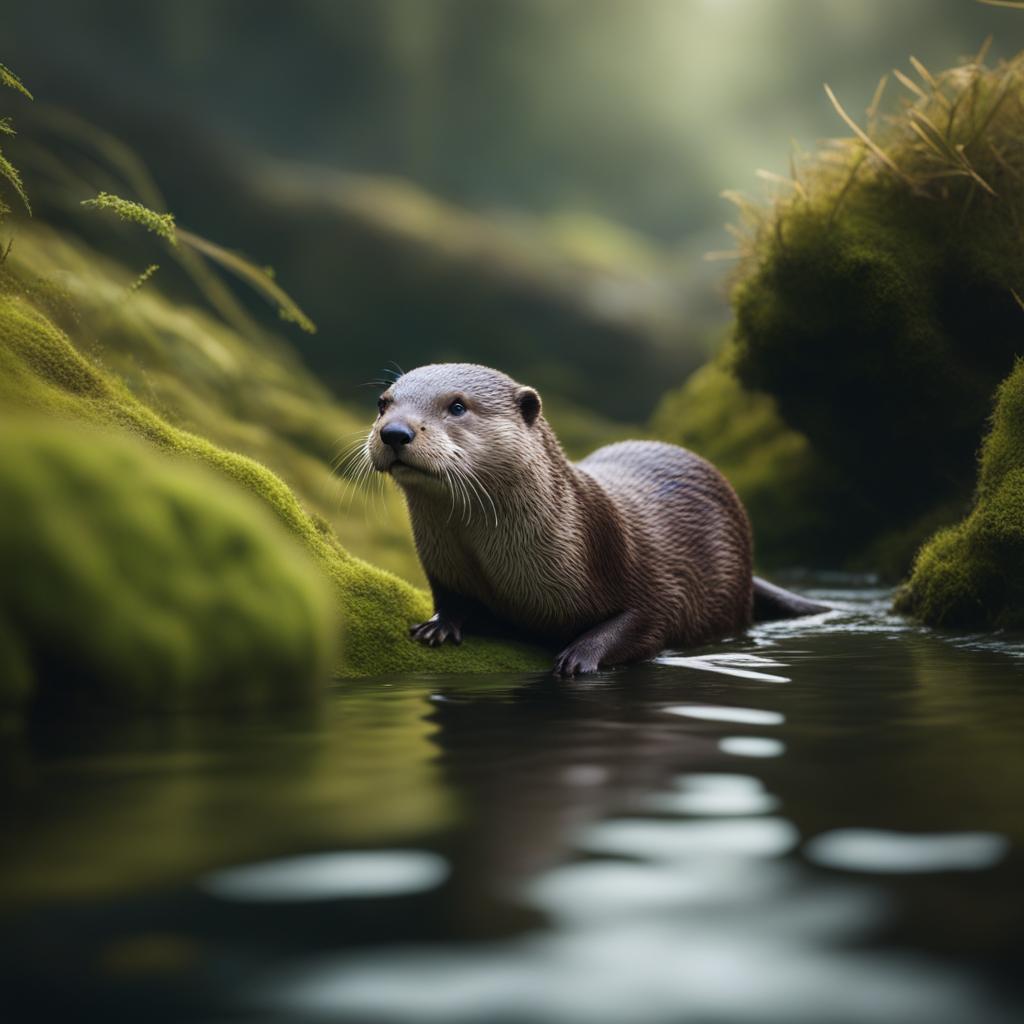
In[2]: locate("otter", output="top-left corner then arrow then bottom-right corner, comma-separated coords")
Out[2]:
366,363 -> 827,676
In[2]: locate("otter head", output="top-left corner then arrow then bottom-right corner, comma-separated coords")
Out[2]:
367,363 -> 544,501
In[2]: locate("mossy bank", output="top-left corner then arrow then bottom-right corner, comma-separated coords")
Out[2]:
0,421 -> 335,713
0,245 -> 545,714
896,359 -> 1024,629
655,49 -> 1024,590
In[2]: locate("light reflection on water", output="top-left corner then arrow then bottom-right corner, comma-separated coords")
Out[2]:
663,703 -> 786,725
201,850 -> 450,902
1,587 -> 1023,1023
804,829 -> 1010,874
718,735 -> 787,757
640,772 -> 779,816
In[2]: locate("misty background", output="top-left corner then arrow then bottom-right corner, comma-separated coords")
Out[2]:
6,0 -> 1024,420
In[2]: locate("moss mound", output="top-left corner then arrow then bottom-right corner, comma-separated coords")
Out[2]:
0,287 -> 546,687
0,421 -> 336,712
718,50 -> 1024,569
896,360 -> 1024,629
2,222 -> 425,584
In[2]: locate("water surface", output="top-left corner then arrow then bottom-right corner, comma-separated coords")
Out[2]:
2,589 -> 1023,1023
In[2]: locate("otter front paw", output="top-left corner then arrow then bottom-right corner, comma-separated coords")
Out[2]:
410,613 -> 463,647
553,640 -> 602,678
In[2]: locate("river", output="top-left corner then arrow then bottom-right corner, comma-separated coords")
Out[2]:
2,588 -> 1022,1023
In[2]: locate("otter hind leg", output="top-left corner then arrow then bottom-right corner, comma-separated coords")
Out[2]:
554,610 -> 655,677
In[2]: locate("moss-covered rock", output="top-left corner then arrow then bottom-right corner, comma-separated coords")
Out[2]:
0,287 -> 547,690
2,222 -> 425,585
714,52 -> 1024,571
732,202 -> 1018,521
896,360 -> 1024,629
0,420 -> 336,712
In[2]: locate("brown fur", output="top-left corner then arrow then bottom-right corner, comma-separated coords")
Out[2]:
366,363 -> 754,675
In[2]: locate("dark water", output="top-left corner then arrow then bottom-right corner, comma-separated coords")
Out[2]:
2,589 -> 1024,1024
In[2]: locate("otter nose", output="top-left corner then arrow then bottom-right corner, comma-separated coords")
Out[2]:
380,421 -> 416,450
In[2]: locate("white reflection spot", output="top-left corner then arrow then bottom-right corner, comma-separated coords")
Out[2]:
719,736 -> 786,758
655,655 -> 791,683
665,704 -> 785,726
200,850 -> 449,903
804,829 -> 1009,874
644,772 -> 778,816
578,816 -> 799,860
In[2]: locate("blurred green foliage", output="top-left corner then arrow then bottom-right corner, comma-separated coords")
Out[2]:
6,1 -> 1022,237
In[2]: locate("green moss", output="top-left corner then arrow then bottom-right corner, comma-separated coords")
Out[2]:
723,52 -> 1024,571
0,420 -> 336,712
4,222 -> 425,584
0,285 -> 547,685
897,360 -> 1024,629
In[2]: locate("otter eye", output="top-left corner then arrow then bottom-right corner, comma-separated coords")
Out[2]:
377,397 -> 389,416
448,400 -> 467,417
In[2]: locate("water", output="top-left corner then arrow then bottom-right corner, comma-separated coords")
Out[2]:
2,589 -> 1023,1023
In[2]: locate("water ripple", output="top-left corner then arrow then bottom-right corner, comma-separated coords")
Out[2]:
804,829 -> 1010,874
664,704 -> 785,726
200,850 -> 449,903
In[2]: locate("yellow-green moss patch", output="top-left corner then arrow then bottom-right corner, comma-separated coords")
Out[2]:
2,222 -> 425,584
897,360 -> 1024,629
0,419 -> 335,712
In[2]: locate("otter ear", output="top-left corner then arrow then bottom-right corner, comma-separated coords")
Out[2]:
515,386 -> 541,426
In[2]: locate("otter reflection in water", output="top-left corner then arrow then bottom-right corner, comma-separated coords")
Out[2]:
364,363 -> 825,675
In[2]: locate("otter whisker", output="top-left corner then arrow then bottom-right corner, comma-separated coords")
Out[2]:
332,429 -> 374,465
374,460 -> 393,519
332,438 -> 372,475
449,447 -> 486,528
451,463 -> 480,527
448,461 -> 473,526
335,451 -> 371,494
440,466 -> 459,524
448,466 -> 468,524
460,463 -> 499,529
455,468 -> 474,526
341,446 -> 376,511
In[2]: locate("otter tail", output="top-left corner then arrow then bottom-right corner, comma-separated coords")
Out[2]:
752,576 -> 831,622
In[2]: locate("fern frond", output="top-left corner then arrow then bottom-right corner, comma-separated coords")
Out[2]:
0,146 -> 30,212
177,228 -> 317,334
0,63 -> 32,100
127,263 -> 160,295
82,193 -> 315,333
0,117 -> 14,136
81,192 -> 177,245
